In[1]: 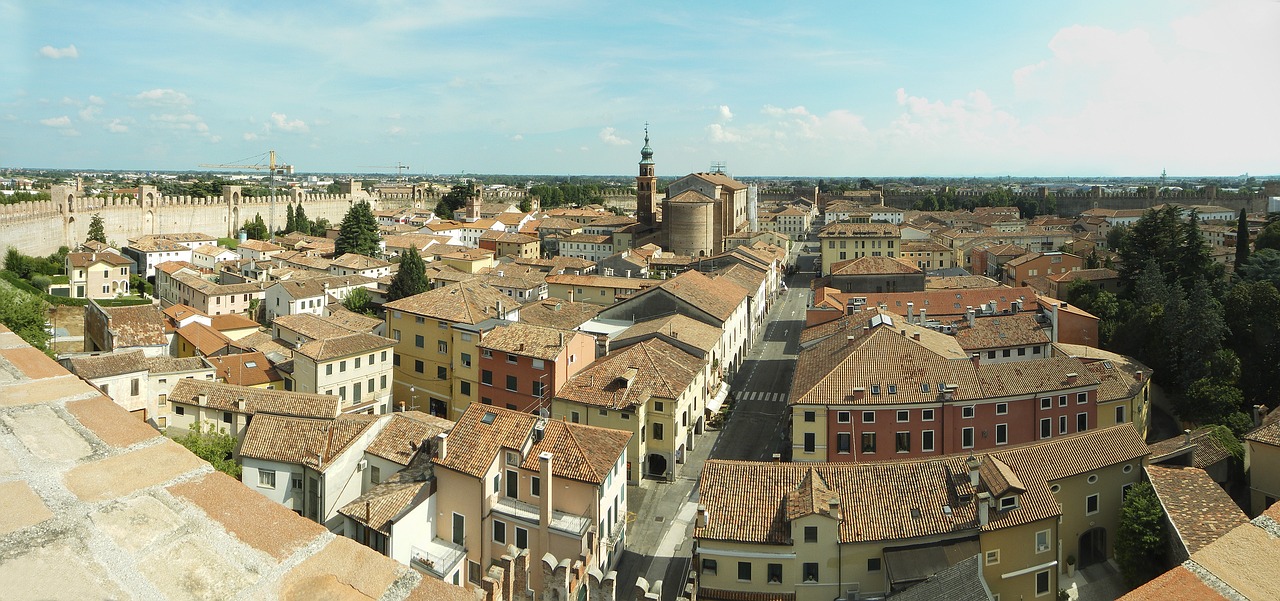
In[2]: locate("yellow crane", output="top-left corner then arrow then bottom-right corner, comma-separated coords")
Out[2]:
199,150 -> 295,236
357,162 -> 410,182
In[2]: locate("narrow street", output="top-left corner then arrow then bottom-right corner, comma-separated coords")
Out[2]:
614,250 -> 818,599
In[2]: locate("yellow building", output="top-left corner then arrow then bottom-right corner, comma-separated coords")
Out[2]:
1245,416 -> 1280,515
1056,343 -> 1153,440
544,273 -> 657,306
818,222 -> 902,276
383,281 -> 519,419
694,425 -> 1147,601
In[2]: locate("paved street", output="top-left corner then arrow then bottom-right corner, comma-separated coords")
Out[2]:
613,253 -> 818,600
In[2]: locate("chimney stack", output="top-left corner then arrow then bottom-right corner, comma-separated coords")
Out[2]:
696,504 -> 709,528
971,353 -> 980,368
966,455 -> 981,487
1184,429 -> 1193,445
966,307 -> 976,328
907,302 -> 915,323
1066,372 -> 1078,385
913,332 -> 920,341
919,309 -> 926,324
436,432 -> 448,460
976,492 -> 991,526
538,451 -> 554,554
1254,405 -> 1269,428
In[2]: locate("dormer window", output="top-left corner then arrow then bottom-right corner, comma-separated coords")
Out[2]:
999,495 -> 1019,511
871,384 -> 881,395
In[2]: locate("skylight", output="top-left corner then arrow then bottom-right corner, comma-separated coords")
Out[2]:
481,411 -> 497,425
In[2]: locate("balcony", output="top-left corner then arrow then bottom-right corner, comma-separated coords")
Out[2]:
410,538 -> 466,580
491,496 -> 591,537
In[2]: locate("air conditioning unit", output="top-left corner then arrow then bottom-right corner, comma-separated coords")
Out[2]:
844,584 -> 860,600
357,459 -> 368,471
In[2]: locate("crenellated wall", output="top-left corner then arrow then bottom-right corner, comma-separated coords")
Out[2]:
0,184 -> 384,255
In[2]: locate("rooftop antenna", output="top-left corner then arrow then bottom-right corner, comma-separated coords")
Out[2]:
710,161 -> 727,175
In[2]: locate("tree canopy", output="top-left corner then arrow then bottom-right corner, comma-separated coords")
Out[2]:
335,200 -> 380,257
1115,482 -> 1167,587
242,214 -> 268,241
0,281 -> 50,352
87,213 -> 107,244
173,422 -> 241,478
1235,208 -> 1250,268
387,248 -> 427,302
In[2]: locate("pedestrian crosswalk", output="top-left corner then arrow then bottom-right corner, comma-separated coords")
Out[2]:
737,390 -> 788,404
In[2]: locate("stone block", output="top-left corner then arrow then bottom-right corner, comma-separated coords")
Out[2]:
0,346 -> 67,380
0,538 -> 127,600
0,331 -> 27,349
91,494 -> 183,554
280,536 -> 404,600
0,481 -> 53,535
139,536 -> 254,600
0,375 -> 97,407
68,395 -> 161,448
2,405 -> 93,461
64,439 -> 207,502
168,471 -> 325,561
0,444 -> 16,476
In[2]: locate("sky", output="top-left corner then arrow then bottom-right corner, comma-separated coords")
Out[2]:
2,0 -> 1277,177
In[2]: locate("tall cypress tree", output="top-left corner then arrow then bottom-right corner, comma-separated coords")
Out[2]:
387,248 -> 428,301
335,200 -> 380,257
294,204 -> 311,235
1236,207 -> 1251,268
87,213 -> 107,244
284,203 -> 297,234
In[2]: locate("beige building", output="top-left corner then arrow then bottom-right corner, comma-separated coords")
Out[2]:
545,273 -> 656,306
662,171 -> 750,257
818,222 -> 902,275
65,351 -> 213,427
281,332 -> 398,415
694,425 -> 1147,601
65,251 -> 133,299
164,378 -> 341,441
1245,415 -> 1280,515
433,404 -> 630,595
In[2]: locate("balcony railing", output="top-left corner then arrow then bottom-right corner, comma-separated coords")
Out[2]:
410,538 -> 467,580
491,496 -> 591,537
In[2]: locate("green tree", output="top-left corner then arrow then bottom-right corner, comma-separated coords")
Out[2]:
1105,225 -> 1128,251
242,214 -> 269,241
1256,221 -> 1280,252
518,198 -> 532,213
1177,378 -> 1244,426
1085,249 -> 1100,270
87,213 -> 107,244
386,248 -> 427,301
284,203 -> 297,234
5,247 -> 29,278
294,204 -> 312,236
1224,280 -> 1280,405
1237,248 -> 1280,288
172,422 -> 241,479
1115,482 -> 1167,588
0,282 -> 50,351
313,217 -> 331,233
342,286 -> 373,314
1235,207 -> 1250,268
436,184 -> 477,218
335,200 -> 380,257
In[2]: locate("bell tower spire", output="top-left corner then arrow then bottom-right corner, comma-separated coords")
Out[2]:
636,123 -> 657,230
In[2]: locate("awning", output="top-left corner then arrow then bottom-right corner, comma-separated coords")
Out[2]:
706,383 -> 731,413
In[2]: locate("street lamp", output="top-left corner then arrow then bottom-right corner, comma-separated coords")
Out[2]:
409,385 -> 418,412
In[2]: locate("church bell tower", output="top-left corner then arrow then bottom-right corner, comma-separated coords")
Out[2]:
636,125 -> 657,230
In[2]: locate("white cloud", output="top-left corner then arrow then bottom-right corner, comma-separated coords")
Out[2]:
510,134 -> 523,142
268,112 -> 309,133
88,95 -> 104,106
718,105 -> 734,120
598,127 -> 630,146
242,132 -> 259,141
762,105 -> 810,117
79,105 -> 101,121
38,44 -> 78,59
706,124 -> 742,143
387,125 -> 405,135
39,116 -> 72,128
105,119 -> 128,133
134,89 -> 193,107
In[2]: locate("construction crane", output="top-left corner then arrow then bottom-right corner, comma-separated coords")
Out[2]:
357,162 -> 410,182
199,150 -> 294,237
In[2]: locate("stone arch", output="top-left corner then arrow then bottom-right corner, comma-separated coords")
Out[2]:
144,191 -> 156,204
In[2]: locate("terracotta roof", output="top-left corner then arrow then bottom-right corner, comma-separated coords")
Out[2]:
236,239 -> 284,252
545,273 -> 653,290
365,411 -> 454,466
168,378 -> 340,419
953,313 -> 1049,351
240,413 -> 380,470
272,313 -> 368,341
1245,417 -> 1280,447
556,339 -> 700,410
324,308 -> 384,334
175,322 -> 236,356
1146,465 -> 1248,555
479,230 -> 537,244
98,303 -> 168,347
127,237 -> 189,252
821,287 -> 1040,319
1117,565 -> 1231,601
1048,267 -> 1119,283
437,404 -> 630,485
337,478 -> 429,535
66,252 -> 133,268
206,352 -> 281,387
158,232 -> 217,243
697,590 -> 795,601
330,253 -> 391,270
687,171 -> 748,191
712,264 -> 765,294
144,355 -> 211,374
614,314 -> 722,355
517,299 -> 602,330
162,303 -> 209,322
621,269 -> 748,323
665,189 -> 716,204
559,233 -> 612,244
830,255 -> 922,276
818,222 -> 901,238
383,281 -> 513,324
210,313 -> 260,332
235,330 -> 295,359
478,322 -> 578,361
783,468 -> 839,521
1183,514 -> 1280,600
533,217 -> 582,231
1149,427 -> 1235,469
191,245 -> 235,258
293,332 -> 396,363
69,350 -> 150,379
1054,343 -> 1152,404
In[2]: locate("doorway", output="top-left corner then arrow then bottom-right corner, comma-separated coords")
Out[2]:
1078,527 -> 1107,567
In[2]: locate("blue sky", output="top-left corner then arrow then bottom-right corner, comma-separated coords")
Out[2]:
2,0 -> 1276,176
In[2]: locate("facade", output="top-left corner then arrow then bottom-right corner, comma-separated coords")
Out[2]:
65,350 -> 213,427
123,236 -> 194,278
164,378 -> 341,440
818,222 -> 902,275
65,251 -> 133,299
329,253 -> 393,279
282,332 -> 398,415
827,256 -> 925,294
544,273 -> 656,306
1003,252 -> 1084,286
695,425 -> 1148,601
476,322 -> 593,413
1245,415 -> 1280,515
190,244 -> 239,270
83,301 -> 169,355
432,404 -> 630,595
156,263 -> 265,316
662,171 -> 750,257
479,231 -> 540,259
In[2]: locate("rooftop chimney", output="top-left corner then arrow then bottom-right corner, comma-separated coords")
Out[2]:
851,387 -> 866,401
1066,372 -> 1078,384
966,455 -> 981,487
538,451 -> 554,549
696,504 -> 709,528
1184,429 -> 1193,445
197,394 -> 208,406
907,302 -> 915,323
966,307 -> 976,328
919,309 -> 926,324
912,332 -> 920,341
971,353 -> 980,368
435,432 -> 448,461
976,492 -> 991,526
1135,370 -> 1144,383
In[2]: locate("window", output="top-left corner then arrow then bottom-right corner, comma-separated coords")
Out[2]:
837,433 -> 851,453
415,316 -> 425,324
175,405 -> 184,415
1077,412 -> 1087,432
737,562 -> 752,581
381,350 -> 387,362
222,412 -> 232,424
1077,392 -> 1088,404
481,349 -> 493,359
653,423 -> 664,440
570,411 -> 579,423
804,526 -> 818,543
482,370 -> 493,385
380,375 -> 387,390
415,334 -> 424,348
996,423 -> 1008,445
654,401 -> 664,412
861,411 -> 874,423
922,409 -> 934,421
888,384 -> 897,394
367,378 -> 375,393
507,353 -> 518,364
1035,529 -> 1050,553
962,406 -> 975,419
702,559 -> 718,575
1035,570 -> 1050,596
802,563 -> 818,583
987,350 -> 996,359
437,340 -> 448,354
438,320 -> 448,330
1002,349 -> 1011,358
326,364 -> 333,376
258,469 -> 276,489
962,427 -> 975,449
438,366 -> 447,380
131,378 -> 140,396
861,432 -> 876,454
896,410 -> 909,422
1059,415 -> 1068,434
803,433 -> 815,453
1121,483 -> 1134,502
355,357 -> 361,369
804,411 -> 815,422
414,360 -> 424,374
532,358 -> 545,370
531,476 -> 541,497
871,384 -> 880,395
393,353 -> 401,367
469,561 -> 481,584
999,495 -> 1018,511
461,353 -> 472,368
1058,395 -> 1067,407
1115,405 -> 1126,423
370,465 -> 381,484
996,402 -> 1008,415
1018,347 -> 1026,356
985,550 -> 999,565
867,557 -> 881,571
837,411 -> 851,423
922,430 -> 935,452
895,432 -> 910,453
505,375 -> 517,392
1086,493 -> 1099,515
1040,418 -> 1052,439
515,527 -> 528,549
506,469 -> 518,497
1040,397 -> 1051,410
